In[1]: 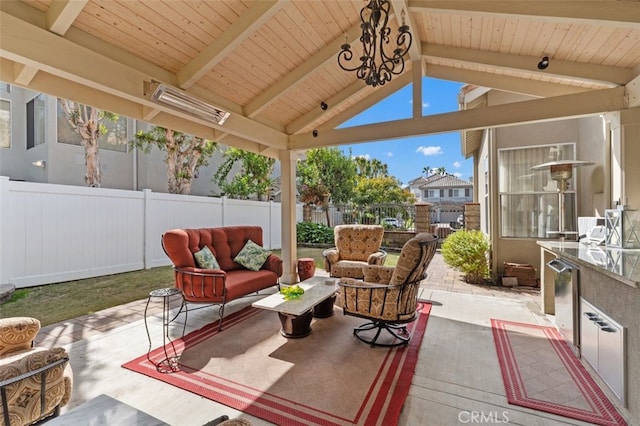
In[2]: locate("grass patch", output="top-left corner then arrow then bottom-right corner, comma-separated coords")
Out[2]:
1,248 -> 398,326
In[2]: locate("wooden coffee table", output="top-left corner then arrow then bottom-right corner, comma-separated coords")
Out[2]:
252,276 -> 338,338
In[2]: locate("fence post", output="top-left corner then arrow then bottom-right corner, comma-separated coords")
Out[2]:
0,177 -> 9,285
464,203 -> 481,230
302,204 -> 312,222
414,202 -> 432,234
143,189 -> 153,269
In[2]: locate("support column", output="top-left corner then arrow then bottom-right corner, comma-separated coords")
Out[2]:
464,202 -> 481,230
280,150 -> 298,284
609,108 -> 640,208
414,202 -> 432,234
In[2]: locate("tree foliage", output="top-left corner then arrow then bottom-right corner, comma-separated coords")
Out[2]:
297,148 -> 356,205
212,147 -> 275,200
353,156 -> 388,179
353,175 -> 416,205
132,126 -> 217,194
352,156 -> 415,204
58,100 -> 119,187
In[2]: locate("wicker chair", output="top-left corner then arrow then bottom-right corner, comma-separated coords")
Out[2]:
338,233 -> 438,347
322,225 -> 387,279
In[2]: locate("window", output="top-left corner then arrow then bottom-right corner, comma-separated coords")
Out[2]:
0,99 -> 9,149
427,189 -> 437,198
465,188 -> 470,197
450,189 -> 460,197
57,100 -> 128,152
498,143 -> 576,238
26,94 -> 45,149
439,189 -> 445,197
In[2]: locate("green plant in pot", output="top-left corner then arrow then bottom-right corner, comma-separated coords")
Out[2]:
441,229 -> 491,284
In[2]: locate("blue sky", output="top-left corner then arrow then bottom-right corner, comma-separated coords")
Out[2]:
339,77 -> 472,186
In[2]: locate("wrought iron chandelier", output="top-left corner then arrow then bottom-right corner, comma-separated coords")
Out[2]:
338,0 -> 412,87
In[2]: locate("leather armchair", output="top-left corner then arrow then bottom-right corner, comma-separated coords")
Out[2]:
338,232 -> 438,347
322,225 -> 387,279
0,317 -> 73,425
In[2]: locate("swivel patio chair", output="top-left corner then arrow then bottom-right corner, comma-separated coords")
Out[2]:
0,317 -> 73,425
338,232 -> 438,347
322,225 -> 387,279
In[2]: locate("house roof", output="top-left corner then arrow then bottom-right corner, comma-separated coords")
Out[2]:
419,174 -> 473,189
1,1 -> 638,158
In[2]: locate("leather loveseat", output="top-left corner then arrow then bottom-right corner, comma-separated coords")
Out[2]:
162,226 -> 282,329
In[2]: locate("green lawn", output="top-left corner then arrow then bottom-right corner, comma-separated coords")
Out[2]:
1,247 -> 399,326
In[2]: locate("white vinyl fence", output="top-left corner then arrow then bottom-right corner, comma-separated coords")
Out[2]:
0,177 -> 297,288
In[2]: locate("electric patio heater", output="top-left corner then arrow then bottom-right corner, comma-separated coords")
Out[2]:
531,160 -> 594,240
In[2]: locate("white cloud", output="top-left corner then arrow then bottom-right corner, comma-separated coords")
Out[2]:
416,146 -> 443,156
385,152 -> 393,157
453,161 -> 462,168
409,100 -> 430,109
453,172 -> 462,178
356,154 -> 371,160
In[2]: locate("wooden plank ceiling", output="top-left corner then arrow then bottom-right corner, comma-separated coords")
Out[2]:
1,0 -> 639,158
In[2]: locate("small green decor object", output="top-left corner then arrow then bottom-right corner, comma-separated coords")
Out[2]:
281,285 -> 305,300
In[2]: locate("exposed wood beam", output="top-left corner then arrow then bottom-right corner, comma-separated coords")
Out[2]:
246,24 -> 363,118
409,1 -> 640,28
287,79 -> 370,135
627,74 -> 640,108
47,0 -> 87,35
390,0 -> 422,62
425,64 -> 594,98
290,87 -> 627,149
317,72 -> 413,133
412,61 -> 422,117
13,62 -> 39,86
177,1 -> 284,89
0,11 -> 288,149
424,44 -> 632,86
10,0 -> 86,86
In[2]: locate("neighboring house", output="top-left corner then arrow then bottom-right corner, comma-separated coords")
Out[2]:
0,84 -> 230,196
459,86 -> 640,277
406,174 -> 473,204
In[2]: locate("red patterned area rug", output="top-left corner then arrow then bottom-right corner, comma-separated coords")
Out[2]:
491,319 -> 627,426
124,303 -> 431,426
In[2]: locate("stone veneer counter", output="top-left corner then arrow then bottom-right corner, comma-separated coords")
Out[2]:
538,240 -> 640,425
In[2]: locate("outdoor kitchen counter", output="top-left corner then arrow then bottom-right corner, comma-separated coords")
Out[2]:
538,241 -> 640,425
538,241 -> 640,288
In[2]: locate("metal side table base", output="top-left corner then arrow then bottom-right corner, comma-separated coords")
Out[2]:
144,288 -> 186,373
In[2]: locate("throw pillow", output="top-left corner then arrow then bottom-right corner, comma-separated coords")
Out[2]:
234,239 -> 271,271
194,246 -> 220,270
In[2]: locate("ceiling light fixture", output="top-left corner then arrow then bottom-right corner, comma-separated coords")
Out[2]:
320,102 -> 328,110
338,0 -> 412,87
144,81 -> 230,125
537,56 -> 550,70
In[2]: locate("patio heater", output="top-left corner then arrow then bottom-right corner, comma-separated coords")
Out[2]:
531,160 -> 594,240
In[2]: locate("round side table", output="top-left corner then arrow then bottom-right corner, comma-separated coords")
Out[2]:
144,288 -> 187,373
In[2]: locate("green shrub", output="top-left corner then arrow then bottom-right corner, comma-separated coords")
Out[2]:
296,221 -> 334,244
441,229 -> 491,284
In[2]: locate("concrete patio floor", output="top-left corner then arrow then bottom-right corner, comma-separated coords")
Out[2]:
34,253 -> 623,425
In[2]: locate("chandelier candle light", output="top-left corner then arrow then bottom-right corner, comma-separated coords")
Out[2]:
338,0 -> 412,87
